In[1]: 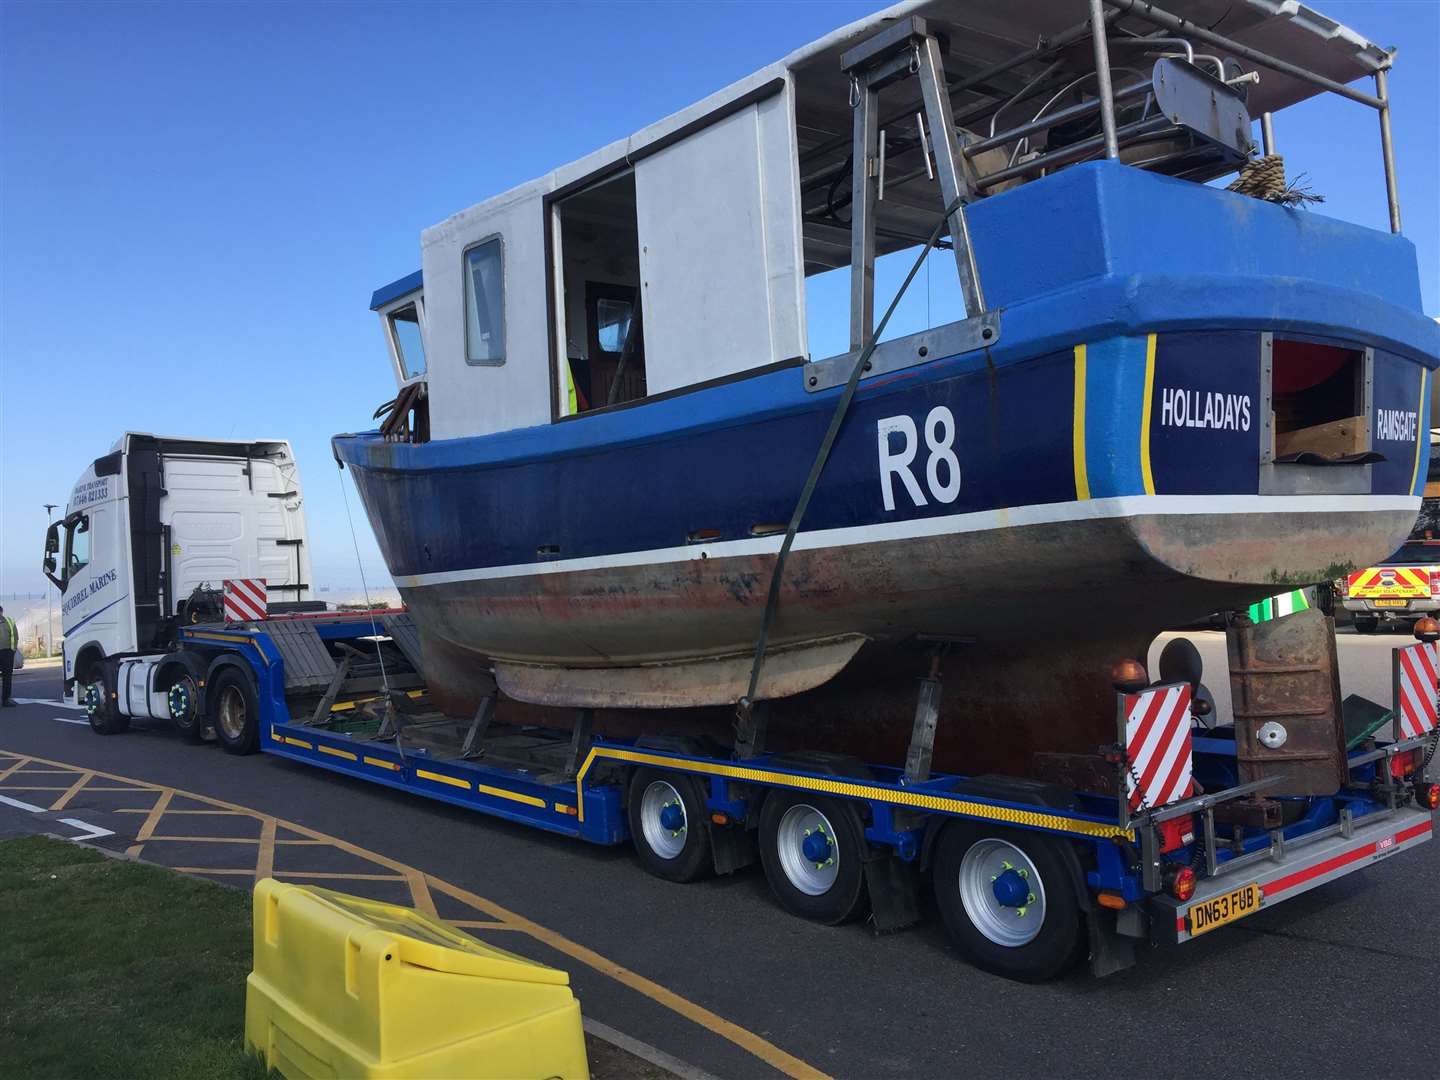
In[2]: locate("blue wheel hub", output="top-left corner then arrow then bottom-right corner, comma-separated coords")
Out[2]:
991,866 -> 1030,908
801,828 -> 833,864
658,803 -> 685,831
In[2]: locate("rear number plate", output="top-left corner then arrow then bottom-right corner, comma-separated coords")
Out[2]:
1373,599 -> 1409,608
1188,883 -> 1261,936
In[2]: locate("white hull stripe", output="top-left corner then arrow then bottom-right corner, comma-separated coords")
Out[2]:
393,494 -> 1419,589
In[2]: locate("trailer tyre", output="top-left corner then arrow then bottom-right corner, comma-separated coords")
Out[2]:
758,793 -> 868,925
932,823 -> 1084,982
211,667 -> 260,756
627,768 -> 712,883
84,679 -> 129,736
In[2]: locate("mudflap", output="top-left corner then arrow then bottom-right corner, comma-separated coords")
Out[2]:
709,821 -> 757,876
864,853 -> 920,933
1087,908 -> 1138,977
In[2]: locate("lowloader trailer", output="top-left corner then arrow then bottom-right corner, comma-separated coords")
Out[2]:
77,596 -> 1439,982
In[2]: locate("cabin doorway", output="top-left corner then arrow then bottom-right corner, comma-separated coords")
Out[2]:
554,172 -> 646,414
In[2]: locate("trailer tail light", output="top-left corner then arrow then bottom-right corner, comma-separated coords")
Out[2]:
1390,750 -> 1419,779
1157,815 -> 1195,854
1163,865 -> 1197,902
1417,783 -> 1440,811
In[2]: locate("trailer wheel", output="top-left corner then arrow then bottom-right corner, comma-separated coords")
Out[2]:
932,823 -> 1084,982
83,679 -> 128,736
627,769 -> 712,882
758,793 -> 868,924
211,667 -> 260,755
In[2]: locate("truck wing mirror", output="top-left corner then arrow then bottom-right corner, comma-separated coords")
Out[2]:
42,522 -> 66,590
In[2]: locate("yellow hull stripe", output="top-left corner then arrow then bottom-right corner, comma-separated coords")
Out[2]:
1072,344 -> 1090,500
575,747 -> 1132,840
478,784 -> 547,809
1410,367 -> 1429,496
417,768 -> 471,790
1140,333 -> 1157,496
318,745 -> 358,762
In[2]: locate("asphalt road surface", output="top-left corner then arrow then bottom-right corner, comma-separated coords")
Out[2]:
3,655 -> 1438,1080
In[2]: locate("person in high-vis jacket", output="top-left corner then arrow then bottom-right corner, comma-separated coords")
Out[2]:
0,606 -> 16,706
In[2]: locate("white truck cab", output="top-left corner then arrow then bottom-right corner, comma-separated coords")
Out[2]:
45,433 -> 313,705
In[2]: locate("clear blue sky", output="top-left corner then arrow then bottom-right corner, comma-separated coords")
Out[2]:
2,0 -> 1437,597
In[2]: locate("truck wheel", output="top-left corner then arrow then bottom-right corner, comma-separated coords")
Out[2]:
932,823 -> 1084,982
168,675 -> 207,743
758,792 -> 868,924
211,668 -> 260,755
627,769 -> 712,882
83,679 -> 129,736
1354,616 -> 1378,634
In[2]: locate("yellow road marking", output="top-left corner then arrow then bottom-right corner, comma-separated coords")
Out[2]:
115,808 -> 242,815
48,770 -> 96,812
1140,333 -> 1157,496
254,817 -> 276,883
425,875 -> 832,1080
1,751 -> 829,1080
406,867 -> 439,917
147,835 -> 259,843
448,919 -> 525,931
1072,343 -> 1090,500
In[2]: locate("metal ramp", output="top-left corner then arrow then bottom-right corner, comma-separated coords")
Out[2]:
381,612 -> 424,673
264,619 -> 339,693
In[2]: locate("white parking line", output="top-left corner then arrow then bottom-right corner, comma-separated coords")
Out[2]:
58,818 -> 115,841
0,793 -> 47,813
13,697 -> 83,711
53,716 -> 90,726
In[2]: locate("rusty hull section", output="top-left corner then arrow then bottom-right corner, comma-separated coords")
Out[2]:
1226,607 -> 1348,795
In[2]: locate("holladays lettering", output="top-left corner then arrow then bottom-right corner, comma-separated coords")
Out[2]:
1159,387 -> 1252,432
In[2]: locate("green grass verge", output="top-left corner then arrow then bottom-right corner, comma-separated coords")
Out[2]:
0,836 -> 269,1080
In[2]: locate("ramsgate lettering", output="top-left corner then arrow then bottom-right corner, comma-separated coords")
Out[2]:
1376,408 -> 1417,442
1160,387 -> 1252,431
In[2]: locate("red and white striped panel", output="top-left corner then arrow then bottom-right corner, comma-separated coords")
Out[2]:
223,578 -> 267,623
1395,641 -> 1439,740
1122,683 -> 1194,813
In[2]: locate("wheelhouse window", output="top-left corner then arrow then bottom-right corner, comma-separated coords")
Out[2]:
465,238 -> 505,365
387,302 -> 426,379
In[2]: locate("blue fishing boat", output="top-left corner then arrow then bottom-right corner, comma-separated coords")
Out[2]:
337,0 -> 1440,772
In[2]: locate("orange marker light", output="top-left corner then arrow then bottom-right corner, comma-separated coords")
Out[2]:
1110,659 -> 1149,693
1096,892 -> 1128,910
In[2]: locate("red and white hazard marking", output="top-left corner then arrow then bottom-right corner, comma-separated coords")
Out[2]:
1123,683 -> 1193,813
1394,641 -> 1439,740
223,578 -> 268,623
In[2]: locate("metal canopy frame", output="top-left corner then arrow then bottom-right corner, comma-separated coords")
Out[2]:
805,0 -> 1403,292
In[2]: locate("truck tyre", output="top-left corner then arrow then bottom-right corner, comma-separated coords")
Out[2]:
1353,616 -> 1378,634
211,667 -> 260,755
758,792 -> 868,925
168,674 -> 207,742
627,768 -> 712,883
83,679 -> 129,736
932,822 -> 1084,982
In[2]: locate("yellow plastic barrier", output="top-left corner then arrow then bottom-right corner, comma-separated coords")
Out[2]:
245,878 -> 588,1079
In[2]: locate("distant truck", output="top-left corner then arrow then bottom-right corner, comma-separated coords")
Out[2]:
44,433 -> 314,710
1342,539 -> 1440,632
